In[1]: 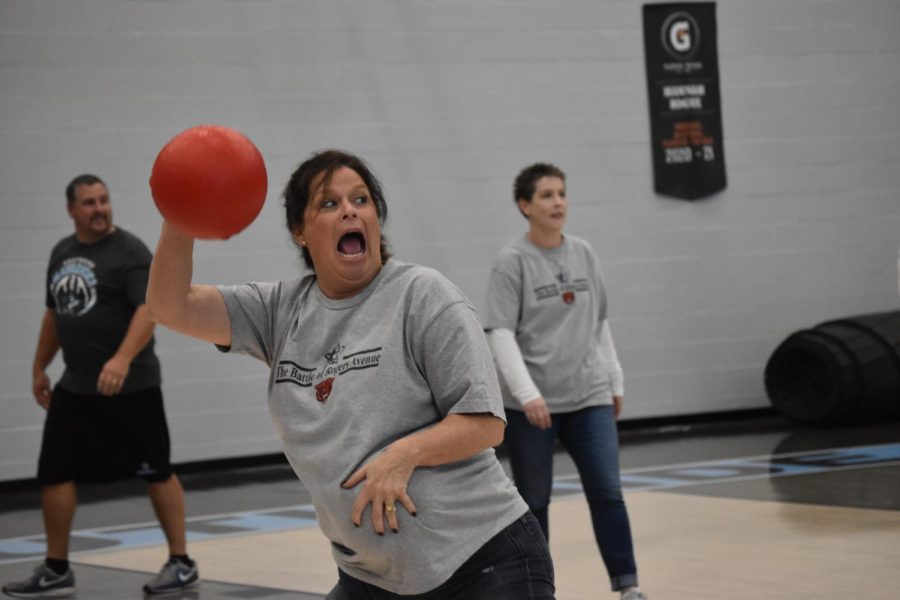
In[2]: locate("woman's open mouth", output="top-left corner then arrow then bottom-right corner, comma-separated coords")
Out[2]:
337,231 -> 366,257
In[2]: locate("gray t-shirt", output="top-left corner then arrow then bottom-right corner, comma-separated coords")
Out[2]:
217,259 -> 527,594
484,234 -> 613,412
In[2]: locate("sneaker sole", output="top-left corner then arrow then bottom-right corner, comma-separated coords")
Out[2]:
2,587 -> 75,599
142,578 -> 201,596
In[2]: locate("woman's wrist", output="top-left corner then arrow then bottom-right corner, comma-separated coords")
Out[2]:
388,437 -> 420,469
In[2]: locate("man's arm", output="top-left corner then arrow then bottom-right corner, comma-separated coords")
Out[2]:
33,308 -> 60,409
97,304 -> 155,396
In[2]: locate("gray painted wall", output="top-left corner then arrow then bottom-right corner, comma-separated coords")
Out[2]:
2,0 -> 898,482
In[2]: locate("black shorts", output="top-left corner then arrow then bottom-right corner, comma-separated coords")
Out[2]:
37,386 -> 174,485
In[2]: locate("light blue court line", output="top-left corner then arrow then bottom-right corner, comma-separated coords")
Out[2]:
671,468 -> 742,478
724,460 -> 824,475
552,481 -> 584,491
76,528 -> 218,547
619,474 -> 693,489
0,505 -> 318,565
2,443 -> 899,564
0,541 -> 47,555
210,513 -> 318,532
764,444 -> 900,467
825,444 -> 900,465
792,451 -> 848,463
75,528 -> 167,547
613,442 -> 900,493
0,529 -> 220,560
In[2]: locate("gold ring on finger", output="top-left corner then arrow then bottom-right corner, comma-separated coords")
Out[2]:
384,503 -> 396,513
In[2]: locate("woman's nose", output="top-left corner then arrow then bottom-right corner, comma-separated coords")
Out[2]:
340,199 -> 357,218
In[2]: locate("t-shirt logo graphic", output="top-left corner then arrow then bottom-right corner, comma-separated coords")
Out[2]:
562,291 -> 575,304
316,377 -> 334,403
50,257 -> 98,316
314,344 -> 344,404
325,343 -> 345,364
275,343 -> 382,407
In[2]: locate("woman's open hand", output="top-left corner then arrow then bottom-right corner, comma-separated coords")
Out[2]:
342,440 -> 419,535
523,396 -> 552,429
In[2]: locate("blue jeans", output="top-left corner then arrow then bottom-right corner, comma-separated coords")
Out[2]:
505,404 -> 638,591
325,513 -> 555,599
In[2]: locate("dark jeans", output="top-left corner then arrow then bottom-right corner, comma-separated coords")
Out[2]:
505,404 -> 638,591
325,512 -> 555,600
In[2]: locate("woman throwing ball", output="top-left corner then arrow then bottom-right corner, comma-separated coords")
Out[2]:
147,149 -> 555,599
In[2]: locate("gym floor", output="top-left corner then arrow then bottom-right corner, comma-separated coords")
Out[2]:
1,413 -> 899,599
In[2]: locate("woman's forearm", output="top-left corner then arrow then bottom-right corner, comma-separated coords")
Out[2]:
487,328 -> 541,406
147,223 -> 194,324
147,222 -> 231,346
389,413 -> 504,468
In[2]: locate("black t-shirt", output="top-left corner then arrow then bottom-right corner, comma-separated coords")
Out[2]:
46,228 -> 161,394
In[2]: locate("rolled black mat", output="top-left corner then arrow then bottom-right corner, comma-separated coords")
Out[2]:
765,310 -> 900,423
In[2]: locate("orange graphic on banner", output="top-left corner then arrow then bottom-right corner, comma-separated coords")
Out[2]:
661,121 -> 714,147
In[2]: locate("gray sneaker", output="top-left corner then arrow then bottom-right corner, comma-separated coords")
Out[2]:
142,558 -> 200,595
2,563 -> 75,598
621,591 -> 648,600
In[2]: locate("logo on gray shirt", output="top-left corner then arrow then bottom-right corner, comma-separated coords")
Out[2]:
276,345 -> 383,405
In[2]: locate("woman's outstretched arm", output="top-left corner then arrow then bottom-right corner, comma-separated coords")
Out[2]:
146,222 -> 231,347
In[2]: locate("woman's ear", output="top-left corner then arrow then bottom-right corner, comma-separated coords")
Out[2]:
292,224 -> 306,247
517,197 -> 532,218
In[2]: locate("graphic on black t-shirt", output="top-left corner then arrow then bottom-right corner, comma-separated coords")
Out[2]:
50,257 -> 98,316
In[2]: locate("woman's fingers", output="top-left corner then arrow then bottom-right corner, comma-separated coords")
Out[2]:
371,498 -> 387,535
385,492 -> 417,533
344,446 -> 419,533
525,399 -> 551,430
342,467 -> 366,489
345,466 -> 369,527
383,500 -> 399,533
398,492 -> 417,518
344,470 -> 417,533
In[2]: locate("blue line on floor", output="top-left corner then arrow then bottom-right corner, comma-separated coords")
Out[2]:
2,442 -> 899,564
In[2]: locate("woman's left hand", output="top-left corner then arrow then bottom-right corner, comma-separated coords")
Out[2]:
342,441 -> 419,535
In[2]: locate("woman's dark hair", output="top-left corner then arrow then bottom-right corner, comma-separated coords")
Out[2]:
65,174 -> 106,205
512,163 -> 566,219
283,149 -> 391,269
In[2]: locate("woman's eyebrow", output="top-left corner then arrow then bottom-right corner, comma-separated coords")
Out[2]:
316,184 -> 369,198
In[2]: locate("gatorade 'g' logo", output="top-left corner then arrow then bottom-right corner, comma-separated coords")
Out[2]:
662,12 -> 700,60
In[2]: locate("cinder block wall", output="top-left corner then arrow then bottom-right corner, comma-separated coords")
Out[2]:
2,0 -> 898,481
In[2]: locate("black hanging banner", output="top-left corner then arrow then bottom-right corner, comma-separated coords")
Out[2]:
643,2 -> 726,200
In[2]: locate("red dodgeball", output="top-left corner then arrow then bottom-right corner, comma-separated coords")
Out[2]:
150,125 -> 267,239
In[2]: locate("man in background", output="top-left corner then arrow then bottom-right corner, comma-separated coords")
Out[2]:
2,175 -> 199,598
